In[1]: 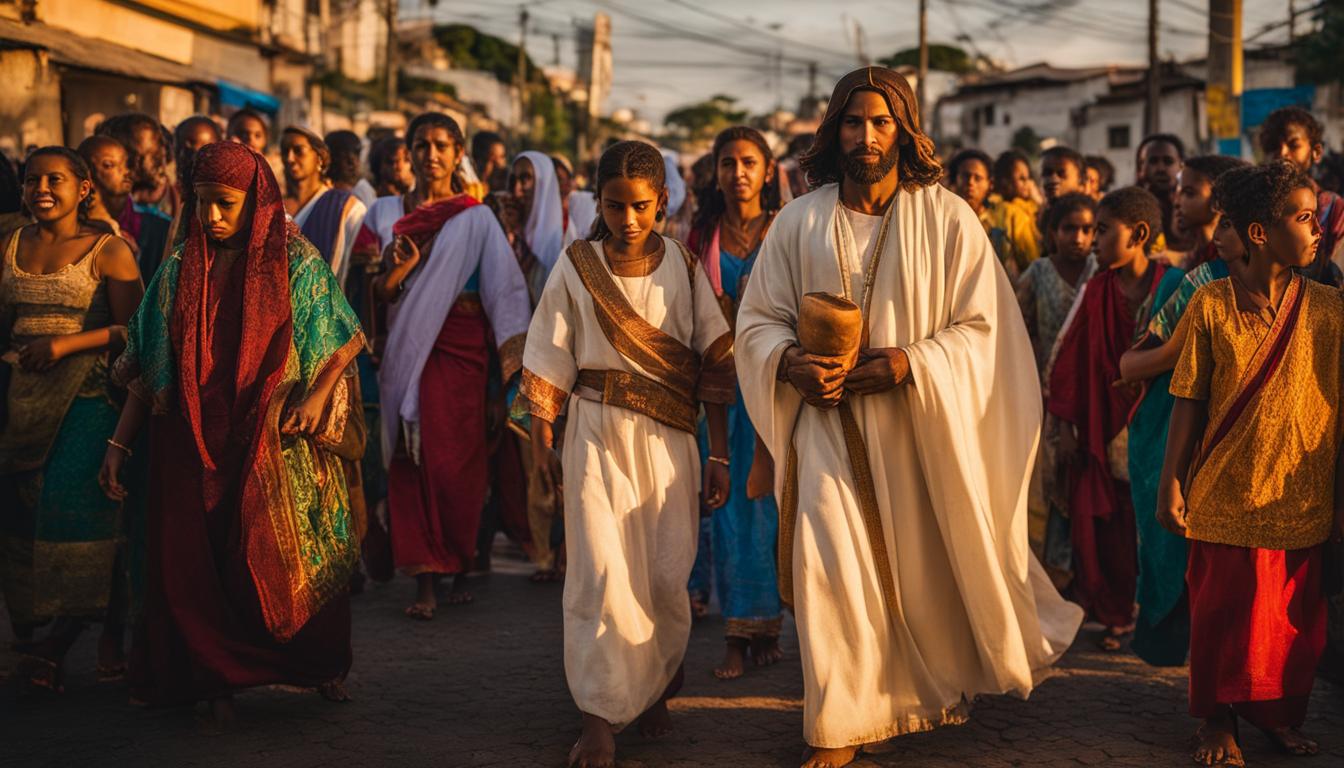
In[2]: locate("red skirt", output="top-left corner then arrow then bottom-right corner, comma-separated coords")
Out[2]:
387,299 -> 490,575
1187,540 -> 1325,725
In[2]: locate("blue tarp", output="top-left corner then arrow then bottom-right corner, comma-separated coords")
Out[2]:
218,80 -> 281,114
1241,86 -> 1315,132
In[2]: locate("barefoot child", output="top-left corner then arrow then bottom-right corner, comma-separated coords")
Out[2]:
1048,187 -> 1169,650
1159,160 -> 1343,765
1016,192 -> 1098,584
1117,155 -> 1247,666
521,140 -> 733,767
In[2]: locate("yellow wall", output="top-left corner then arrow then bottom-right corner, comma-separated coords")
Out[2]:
126,0 -> 259,32
42,0 -> 195,64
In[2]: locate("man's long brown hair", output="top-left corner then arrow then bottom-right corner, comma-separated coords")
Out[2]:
799,67 -> 942,192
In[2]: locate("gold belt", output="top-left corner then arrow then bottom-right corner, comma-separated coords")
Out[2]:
574,369 -> 697,434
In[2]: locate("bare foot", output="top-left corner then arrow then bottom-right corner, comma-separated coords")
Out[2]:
800,745 -> 860,768
568,713 -> 615,768
1260,726 -> 1318,756
715,639 -> 748,680
443,573 -> 474,605
1193,712 -> 1244,766
690,594 -> 710,619
317,679 -> 351,702
209,696 -> 237,729
638,699 -> 673,739
751,635 -> 785,667
405,574 -> 437,620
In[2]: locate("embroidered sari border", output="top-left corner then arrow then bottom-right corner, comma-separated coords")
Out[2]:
521,368 -> 568,423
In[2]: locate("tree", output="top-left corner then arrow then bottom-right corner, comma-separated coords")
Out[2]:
879,44 -> 975,74
432,24 -> 543,86
663,95 -> 749,142
1011,126 -> 1042,157
1295,0 -> 1343,85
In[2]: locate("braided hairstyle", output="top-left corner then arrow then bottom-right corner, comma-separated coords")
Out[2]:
691,126 -> 781,240
589,140 -> 665,241
26,146 -> 95,222
406,112 -> 466,194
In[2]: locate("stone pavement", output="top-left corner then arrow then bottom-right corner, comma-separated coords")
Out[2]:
2,550 -> 1341,768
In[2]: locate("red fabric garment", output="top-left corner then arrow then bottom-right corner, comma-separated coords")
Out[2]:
491,430 -> 534,557
117,196 -> 141,242
387,300 -> 491,575
391,193 -> 480,256
131,143 -> 349,703
1187,541 -> 1325,727
1047,264 -> 1166,627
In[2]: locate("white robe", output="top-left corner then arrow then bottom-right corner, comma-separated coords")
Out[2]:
292,186 -> 366,289
521,237 -> 731,729
735,183 -> 1082,748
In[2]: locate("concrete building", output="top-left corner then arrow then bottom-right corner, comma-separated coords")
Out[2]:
0,0 -> 327,157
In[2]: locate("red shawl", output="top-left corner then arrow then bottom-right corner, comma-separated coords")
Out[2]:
1048,264 -> 1167,519
391,193 -> 480,255
172,141 -> 292,473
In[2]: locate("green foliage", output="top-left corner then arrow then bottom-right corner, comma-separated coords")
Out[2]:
1012,126 -> 1042,157
432,24 -> 543,86
879,44 -> 975,74
1295,0 -> 1344,85
525,86 -> 574,155
663,95 -> 749,142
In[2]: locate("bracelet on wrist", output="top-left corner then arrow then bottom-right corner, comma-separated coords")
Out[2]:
106,438 -> 133,457
707,455 -> 730,467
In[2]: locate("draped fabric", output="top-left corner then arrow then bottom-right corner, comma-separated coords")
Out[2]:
294,186 -> 365,291
377,200 -> 531,466
735,183 -> 1081,749
516,150 -> 565,272
520,236 -> 732,729
566,191 -> 598,244
112,144 -> 364,701
1047,265 -> 1165,628
0,231 -> 122,625
1187,541 -> 1325,728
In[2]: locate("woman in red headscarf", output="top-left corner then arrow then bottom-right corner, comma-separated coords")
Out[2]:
98,141 -> 365,718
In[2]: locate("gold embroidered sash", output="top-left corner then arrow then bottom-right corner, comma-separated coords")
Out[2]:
565,239 -> 701,402
575,369 -> 698,434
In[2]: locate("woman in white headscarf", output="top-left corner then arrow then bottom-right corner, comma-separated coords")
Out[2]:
509,151 -> 566,304
659,148 -> 693,240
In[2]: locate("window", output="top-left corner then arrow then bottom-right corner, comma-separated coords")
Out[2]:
1108,125 -> 1131,149
1004,112 -> 1011,125
984,104 -> 996,126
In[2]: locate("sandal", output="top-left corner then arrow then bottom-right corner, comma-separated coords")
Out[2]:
404,603 -> 435,621
18,655 -> 65,693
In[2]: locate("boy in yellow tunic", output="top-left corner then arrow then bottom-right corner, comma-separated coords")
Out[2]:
1159,161 -> 1344,766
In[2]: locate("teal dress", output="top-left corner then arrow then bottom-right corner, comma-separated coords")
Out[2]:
691,244 -> 782,638
1128,259 -> 1228,665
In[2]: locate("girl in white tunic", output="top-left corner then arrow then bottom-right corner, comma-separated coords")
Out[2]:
520,141 -> 734,768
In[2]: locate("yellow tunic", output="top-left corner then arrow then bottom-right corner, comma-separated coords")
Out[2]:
1169,276 -> 1344,550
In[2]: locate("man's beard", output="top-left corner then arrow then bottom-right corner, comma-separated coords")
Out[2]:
841,144 -> 901,185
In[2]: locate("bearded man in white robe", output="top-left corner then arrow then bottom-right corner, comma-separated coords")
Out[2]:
735,66 -> 1083,768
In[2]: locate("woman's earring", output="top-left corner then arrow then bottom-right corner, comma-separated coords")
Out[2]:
656,208 -> 665,222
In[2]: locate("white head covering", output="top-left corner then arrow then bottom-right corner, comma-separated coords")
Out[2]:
660,148 -> 686,218
515,150 -> 565,270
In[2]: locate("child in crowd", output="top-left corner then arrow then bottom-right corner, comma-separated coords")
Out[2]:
1084,155 -> 1114,200
1017,192 -> 1098,586
1048,187 -> 1168,650
1171,155 -> 1247,271
981,149 -> 1041,282
1040,146 -> 1086,206
520,140 -> 733,767
1159,160 -> 1342,765
1116,157 -> 1248,667
1258,106 -> 1344,285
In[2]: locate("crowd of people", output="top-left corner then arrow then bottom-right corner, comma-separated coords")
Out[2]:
1,65 -> 1342,768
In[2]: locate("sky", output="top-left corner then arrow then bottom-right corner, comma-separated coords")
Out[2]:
402,0 -> 1297,123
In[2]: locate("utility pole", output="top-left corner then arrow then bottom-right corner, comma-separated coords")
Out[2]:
807,61 -> 817,99
384,0 -> 399,109
1144,0 -> 1160,136
516,7 -> 530,134
918,0 -> 928,120
1207,0 -> 1243,156
1288,0 -> 1297,42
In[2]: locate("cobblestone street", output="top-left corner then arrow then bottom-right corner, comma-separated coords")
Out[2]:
3,549 -> 1341,768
